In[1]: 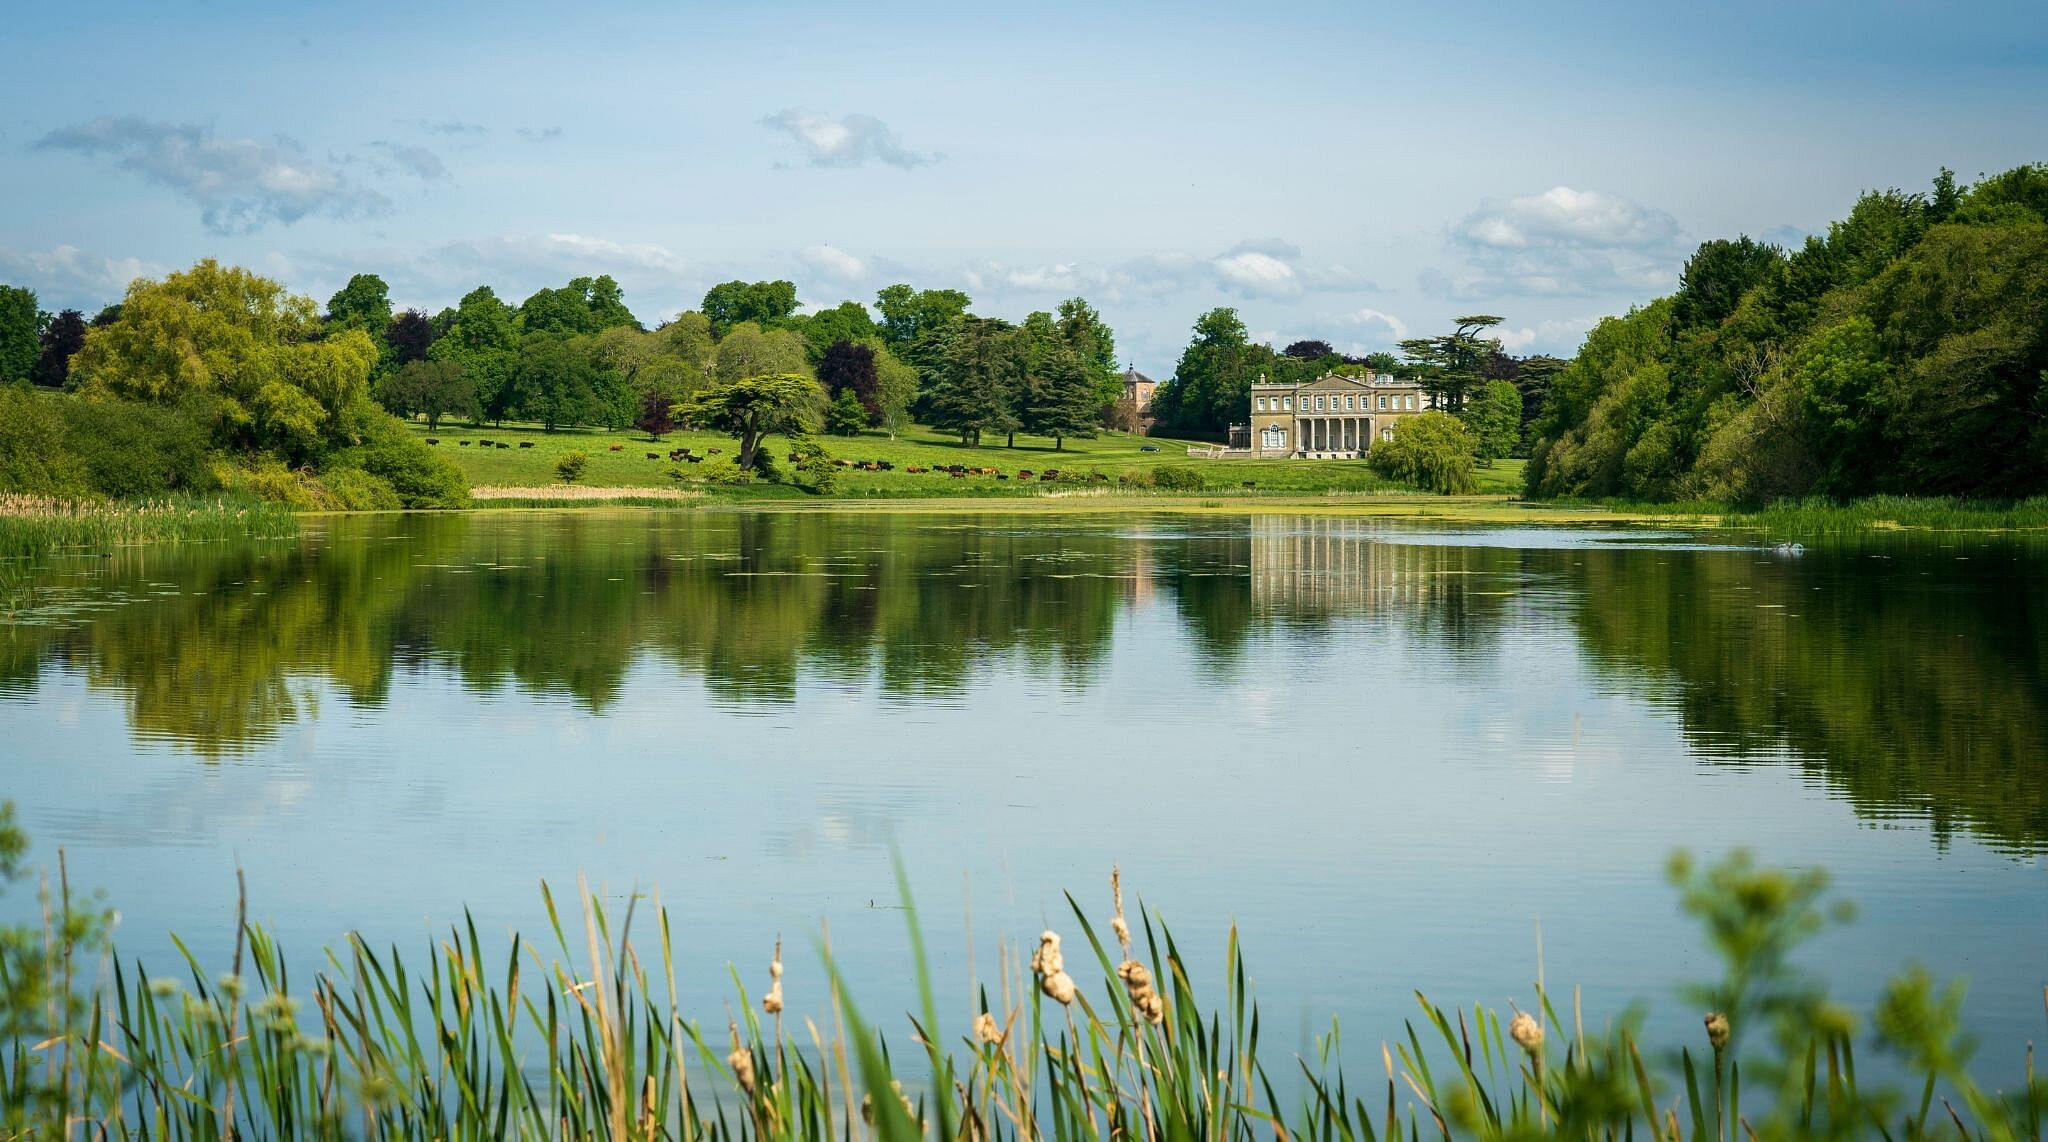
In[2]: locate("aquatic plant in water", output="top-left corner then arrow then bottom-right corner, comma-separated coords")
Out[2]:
0,806 -> 2042,1138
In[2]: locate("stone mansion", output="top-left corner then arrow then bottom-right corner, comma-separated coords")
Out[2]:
1229,370 -> 1431,459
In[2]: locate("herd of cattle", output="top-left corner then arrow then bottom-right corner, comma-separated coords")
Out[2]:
420,437 -> 1183,483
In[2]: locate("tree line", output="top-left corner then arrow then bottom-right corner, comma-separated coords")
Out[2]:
1524,162 -> 2048,501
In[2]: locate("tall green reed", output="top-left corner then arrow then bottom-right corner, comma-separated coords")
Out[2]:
1,809 -> 2042,1139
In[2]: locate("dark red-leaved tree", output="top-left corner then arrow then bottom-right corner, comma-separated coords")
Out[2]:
817,338 -> 881,424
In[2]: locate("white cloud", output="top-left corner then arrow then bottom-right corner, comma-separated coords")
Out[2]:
0,244 -> 166,309
760,109 -> 937,169
1212,250 -> 1298,296
1335,307 -> 1409,342
944,239 -> 1374,305
1487,317 -> 1597,354
35,116 -> 389,234
1455,187 -> 1680,251
800,244 -> 867,281
1429,186 -> 1686,300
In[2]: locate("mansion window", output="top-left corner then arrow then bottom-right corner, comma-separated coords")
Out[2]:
1283,396 -> 1292,410
1256,396 -> 1266,411
1378,395 -> 1388,409
1381,427 -> 1395,442
1405,395 -> 1415,409
1315,396 -> 1325,410
1261,425 -> 1287,449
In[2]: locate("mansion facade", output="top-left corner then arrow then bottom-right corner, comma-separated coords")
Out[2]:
1234,371 -> 1430,458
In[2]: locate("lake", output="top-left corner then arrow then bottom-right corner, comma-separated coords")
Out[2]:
3,509 -> 2043,1082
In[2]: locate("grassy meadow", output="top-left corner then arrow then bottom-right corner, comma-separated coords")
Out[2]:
409,419 -> 1529,500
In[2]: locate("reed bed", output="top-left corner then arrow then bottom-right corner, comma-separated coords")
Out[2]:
1,842 -> 2042,1140
1577,494 -> 2048,535
0,494 -> 299,559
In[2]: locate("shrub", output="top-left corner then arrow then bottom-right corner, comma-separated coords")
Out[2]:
61,395 -> 218,498
825,388 -> 868,437
317,467 -> 401,511
334,410 -> 470,508
1149,465 -> 1206,491
1369,411 -> 1478,494
236,461 -> 321,508
702,460 -> 754,486
554,451 -> 590,484
0,383 -> 81,495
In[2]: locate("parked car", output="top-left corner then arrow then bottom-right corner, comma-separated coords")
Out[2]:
1139,444 -> 1159,452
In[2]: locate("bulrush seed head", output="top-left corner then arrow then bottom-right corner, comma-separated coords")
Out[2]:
1509,1011 -> 1544,1055
1705,1011 -> 1731,1050
1030,931 -> 1063,977
1032,930 -> 1078,1005
726,1019 -> 756,1094
1118,959 -> 1165,1024
763,939 -> 785,1014
973,1010 -> 1003,1044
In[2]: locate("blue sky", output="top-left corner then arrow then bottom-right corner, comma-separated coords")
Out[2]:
2,0 -> 2043,375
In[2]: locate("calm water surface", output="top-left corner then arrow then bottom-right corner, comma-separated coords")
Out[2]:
3,510 -> 2043,1077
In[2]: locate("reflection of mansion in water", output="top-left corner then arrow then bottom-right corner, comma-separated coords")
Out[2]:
1249,516 -> 1440,613
1198,370 -> 1433,459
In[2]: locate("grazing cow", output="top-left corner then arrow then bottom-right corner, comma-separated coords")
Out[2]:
646,452 -> 661,460
478,438 -> 493,446
1018,470 -> 1033,479
997,473 -> 1010,480
609,444 -> 623,452
519,441 -> 535,448
426,438 -> 439,445
685,454 -> 704,464
950,470 -> 965,478
708,448 -> 722,454
877,461 -> 894,471
496,442 -> 511,449
459,440 -> 472,446
905,465 -> 923,474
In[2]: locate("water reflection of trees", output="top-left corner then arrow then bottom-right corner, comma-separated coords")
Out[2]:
1559,542 -> 2048,855
5,515 -> 2044,856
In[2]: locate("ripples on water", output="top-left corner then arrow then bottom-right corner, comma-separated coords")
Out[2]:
2,510 -> 2043,1079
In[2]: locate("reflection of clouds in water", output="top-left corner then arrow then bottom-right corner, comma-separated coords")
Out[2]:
769,789 -> 916,862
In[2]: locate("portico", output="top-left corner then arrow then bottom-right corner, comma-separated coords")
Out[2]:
1242,370 -> 1427,458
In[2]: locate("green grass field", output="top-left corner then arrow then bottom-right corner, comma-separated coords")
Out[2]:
411,419 -> 1527,499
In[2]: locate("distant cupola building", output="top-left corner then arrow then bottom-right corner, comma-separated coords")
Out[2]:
1121,368 -> 1158,418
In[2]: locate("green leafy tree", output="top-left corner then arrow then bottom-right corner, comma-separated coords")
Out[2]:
1368,411 -> 1478,493
326,273 -> 392,331
714,322 -> 812,384
0,285 -> 41,382
554,450 -> 590,483
873,343 -> 919,437
512,334 -> 606,430
1463,378 -> 1523,465
68,259 -> 377,464
1400,315 -> 1502,412
1152,307 -> 1253,434
825,388 -> 869,436
874,284 -> 971,355
376,358 -> 474,431
1673,238 -> 1784,330
922,317 -> 1021,446
429,287 -> 519,422
1054,297 -> 1121,411
676,373 -> 823,470
1362,351 -> 1400,373
801,300 -> 879,359
701,280 -> 798,337
31,308 -> 88,388
1022,344 -> 1100,450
